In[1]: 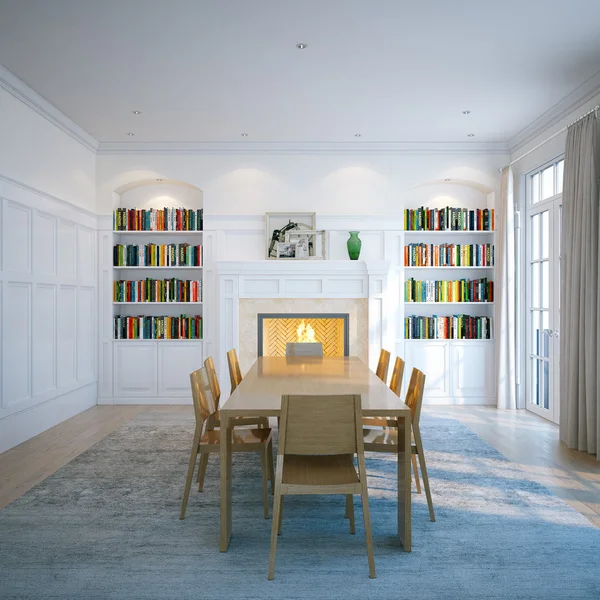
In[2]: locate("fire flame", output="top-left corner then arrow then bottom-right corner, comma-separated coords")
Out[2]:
296,320 -> 316,343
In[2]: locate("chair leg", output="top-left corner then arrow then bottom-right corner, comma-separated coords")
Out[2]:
346,494 -> 355,534
360,485 -> 376,578
277,496 -> 284,535
260,448 -> 270,519
197,454 -> 210,492
414,425 -> 435,522
268,490 -> 283,580
411,454 -> 422,494
179,434 -> 200,520
267,442 -> 275,495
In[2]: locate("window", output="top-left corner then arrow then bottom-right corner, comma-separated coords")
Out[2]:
529,159 -> 564,205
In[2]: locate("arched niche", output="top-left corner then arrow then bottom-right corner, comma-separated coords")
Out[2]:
112,179 -> 203,212
405,178 -> 494,212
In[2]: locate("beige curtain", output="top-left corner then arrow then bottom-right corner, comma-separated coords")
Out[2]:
560,114 -> 600,459
495,167 -> 516,409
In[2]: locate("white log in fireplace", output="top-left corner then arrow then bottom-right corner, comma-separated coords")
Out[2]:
216,260 -> 393,396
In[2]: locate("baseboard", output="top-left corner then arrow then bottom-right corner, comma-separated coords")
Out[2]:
0,383 -> 97,454
98,396 -> 192,406
422,397 -> 496,406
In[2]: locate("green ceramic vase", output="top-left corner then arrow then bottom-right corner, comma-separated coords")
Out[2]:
347,231 -> 362,260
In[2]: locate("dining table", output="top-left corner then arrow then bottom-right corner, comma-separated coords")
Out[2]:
218,355 -> 413,552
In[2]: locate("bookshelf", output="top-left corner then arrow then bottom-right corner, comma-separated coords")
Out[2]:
401,201 -> 496,404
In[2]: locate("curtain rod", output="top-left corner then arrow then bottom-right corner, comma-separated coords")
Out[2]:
499,105 -> 599,172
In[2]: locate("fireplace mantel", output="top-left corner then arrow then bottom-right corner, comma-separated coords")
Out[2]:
216,260 -> 394,393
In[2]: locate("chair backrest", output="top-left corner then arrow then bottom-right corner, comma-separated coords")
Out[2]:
389,357 -> 405,397
226,348 -> 243,392
285,342 -> 324,357
405,367 -> 426,426
204,356 -> 221,407
189,367 -> 217,431
279,394 -> 363,456
375,349 -> 391,383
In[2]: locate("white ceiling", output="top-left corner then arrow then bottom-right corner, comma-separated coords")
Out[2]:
1,0 -> 600,145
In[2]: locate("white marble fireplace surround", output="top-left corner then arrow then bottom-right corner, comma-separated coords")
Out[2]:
217,260 -> 392,396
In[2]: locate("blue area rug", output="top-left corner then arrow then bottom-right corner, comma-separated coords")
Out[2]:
1,413 -> 599,599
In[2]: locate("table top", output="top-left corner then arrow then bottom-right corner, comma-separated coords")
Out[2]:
220,356 -> 410,417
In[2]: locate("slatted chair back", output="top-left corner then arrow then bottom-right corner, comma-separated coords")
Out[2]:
405,367 -> 426,427
389,357 -> 405,397
285,342 -> 324,357
189,367 -> 217,432
204,356 -> 221,407
279,395 -> 362,456
226,348 -> 243,392
375,349 -> 391,383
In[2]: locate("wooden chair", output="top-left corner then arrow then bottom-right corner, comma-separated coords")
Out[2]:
363,367 -> 435,522
226,348 -> 243,392
204,356 -> 269,430
285,342 -> 324,357
375,348 -> 391,384
362,356 -> 405,428
268,394 -> 375,580
180,367 -> 275,520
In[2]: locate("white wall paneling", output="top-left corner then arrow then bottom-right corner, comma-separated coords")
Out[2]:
0,177 -> 98,453
113,342 -> 158,397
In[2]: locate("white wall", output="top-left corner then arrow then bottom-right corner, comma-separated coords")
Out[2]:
0,84 -> 98,453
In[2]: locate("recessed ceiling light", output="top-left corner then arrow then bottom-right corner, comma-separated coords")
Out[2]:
156,178 -> 164,182
127,132 -> 135,136
355,133 -> 362,137
132,110 -> 142,115
462,110 -> 471,115
241,133 -> 248,137
296,43 -> 308,49
467,133 -> 475,137
444,178 -> 451,182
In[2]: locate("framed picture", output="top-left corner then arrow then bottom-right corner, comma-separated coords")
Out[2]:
276,242 -> 296,259
265,212 -> 316,259
286,230 -> 327,259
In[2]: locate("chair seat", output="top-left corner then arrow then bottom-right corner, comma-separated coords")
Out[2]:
282,454 -> 359,486
214,411 -> 269,428
362,416 -> 398,428
201,427 -> 273,448
363,427 -> 417,453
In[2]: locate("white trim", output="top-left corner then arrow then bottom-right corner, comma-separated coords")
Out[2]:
508,70 -> 600,155
96,141 -> 510,155
0,64 -> 99,153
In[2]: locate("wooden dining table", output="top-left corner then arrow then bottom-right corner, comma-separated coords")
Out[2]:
219,355 -> 412,552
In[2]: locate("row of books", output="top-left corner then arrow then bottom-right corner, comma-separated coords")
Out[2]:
113,244 -> 203,267
113,207 -> 203,231
405,315 -> 492,339
113,279 -> 202,303
404,278 -> 494,303
404,243 -> 494,267
114,315 -> 203,340
404,207 -> 494,231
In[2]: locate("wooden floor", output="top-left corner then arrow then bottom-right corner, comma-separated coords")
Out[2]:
1,405 -> 599,527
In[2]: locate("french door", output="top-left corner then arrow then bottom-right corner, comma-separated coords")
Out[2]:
525,162 -> 562,423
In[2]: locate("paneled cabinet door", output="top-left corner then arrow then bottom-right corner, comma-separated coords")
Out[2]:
113,342 -> 158,397
158,343 -> 204,397
449,342 -> 494,400
404,341 -> 450,399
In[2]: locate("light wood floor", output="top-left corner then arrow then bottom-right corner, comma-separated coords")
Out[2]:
1,405 -> 599,527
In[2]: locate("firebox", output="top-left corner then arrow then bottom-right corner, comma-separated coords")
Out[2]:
257,313 -> 350,357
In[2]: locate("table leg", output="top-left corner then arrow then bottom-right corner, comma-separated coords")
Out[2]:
219,413 -> 233,551
397,413 -> 412,551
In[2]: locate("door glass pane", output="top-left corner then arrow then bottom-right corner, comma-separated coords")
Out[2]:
541,311 -> 550,357
531,311 -> 539,354
532,357 -> 540,406
541,166 -> 554,200
543,360 -> 549,409
557,160 -> 564,193
532,173 -> 540,204
542,261 -> 549,308
541,210 -> 549,259
532,263 -> 540,307
532,214 -> 540,260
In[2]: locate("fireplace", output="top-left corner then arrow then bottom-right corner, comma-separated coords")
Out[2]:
257,313 -> 350,357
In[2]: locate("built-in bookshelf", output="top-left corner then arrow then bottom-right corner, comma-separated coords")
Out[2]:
112,206 -> 204,341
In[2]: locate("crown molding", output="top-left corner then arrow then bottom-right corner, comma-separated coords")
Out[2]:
508,70 -> 600,155
96,140 -> 509,156
0,64 -> 99,153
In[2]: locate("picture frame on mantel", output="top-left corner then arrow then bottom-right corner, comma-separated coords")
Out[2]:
265,212 -> 316,259
286,230 -> 327,260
